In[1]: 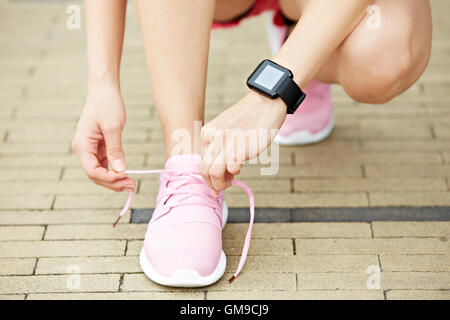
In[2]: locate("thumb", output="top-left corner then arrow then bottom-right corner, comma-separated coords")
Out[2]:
102,126 -> 126,172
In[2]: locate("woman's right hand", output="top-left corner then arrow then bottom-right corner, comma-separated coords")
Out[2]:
72,86 -> 136,192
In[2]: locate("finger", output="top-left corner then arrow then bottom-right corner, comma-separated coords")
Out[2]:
209,150 -> 228,192
227,162 -> 242,176
94,177 -> 137,192
226,144 -> 245,176
78,147 -> 126,183
224,171 -> 235,188
200,148 -> 216,195
102,125 -> 126,172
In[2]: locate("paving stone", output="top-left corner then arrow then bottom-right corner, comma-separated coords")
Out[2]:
0,226 -> 45,240
0,155 -> 144,168
380,255 -> 450,272
365,165 -> 450,177
362,140 -> 450,151
0,181 -> 119,195
225,192 -> 368,208
8,127 -> 147,142
0,240 -> 126,258
132,207 -> 294,223
1,0 -> 450,298
125,239 -> 294,257
372,222 -> 450,237
381,272 -> 450,290
298,273 -> 375,290
124,241 -> 143,256
0,195 -> 53,210
443,151 -> 450,163
122,273 -> 207,292
53,194 -> 134,209
0,210 -> 130,225
386,290 -> 450,300
36,256 -> 141,274
296,272 -> 450,290
44,224 -> 147,240
0,294 -> 25,300
27,291 -> 204,300
0,143 -> 69,155
228,208 -> 292,223
292,207 -> 450,222
208,272 -> 294,291
369,192 -> 450,206
294,238 -> 449,254
0,168 -> 61,181
238,165 -> 363,179
223,223 -> 371,239
207,290 -> 384,300
0,258 -> 36,275
0,274 -> 120,294
53,193 -> 157,209
225,255 -> 378,273
294,178 -> 447,192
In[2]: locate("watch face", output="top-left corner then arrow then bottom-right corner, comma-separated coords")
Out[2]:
247,60 -> 290,98
254,64 -> 285,91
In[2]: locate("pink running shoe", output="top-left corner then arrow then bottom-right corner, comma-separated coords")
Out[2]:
267,12 -> 334,146
113,154 -> 255,287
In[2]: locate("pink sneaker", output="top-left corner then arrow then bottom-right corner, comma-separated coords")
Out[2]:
113,154 -> 255,287
267,12 -> 334,146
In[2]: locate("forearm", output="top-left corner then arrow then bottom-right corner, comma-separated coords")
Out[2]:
84,0 -> 127,89
273,0 -> 372,88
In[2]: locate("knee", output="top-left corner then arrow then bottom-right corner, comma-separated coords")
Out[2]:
342,50 -> 415,104
338,20 -> 431,104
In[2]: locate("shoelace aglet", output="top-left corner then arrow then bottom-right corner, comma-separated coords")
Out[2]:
113,216 -> 122,228
227,275 -> 236,284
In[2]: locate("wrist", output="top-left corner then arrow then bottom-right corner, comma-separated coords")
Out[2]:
271,55 -> 310,89
87,68 -> 120,92
87,78 -> 121,96
247,90 -> 287,119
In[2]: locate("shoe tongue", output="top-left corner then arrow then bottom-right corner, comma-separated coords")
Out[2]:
165,154 -> 201,173
160,154 -> 214,208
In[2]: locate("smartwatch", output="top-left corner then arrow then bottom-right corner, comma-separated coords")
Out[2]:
247,59 -> 306,114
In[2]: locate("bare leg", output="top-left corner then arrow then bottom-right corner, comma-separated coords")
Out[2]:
214,0 -> 255,22
133,0 -> 215,159
280,0 -> 432,103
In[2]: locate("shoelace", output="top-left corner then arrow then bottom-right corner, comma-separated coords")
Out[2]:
112,169 -> 255,283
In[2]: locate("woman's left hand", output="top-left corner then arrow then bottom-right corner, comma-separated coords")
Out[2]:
200,91 -> 286,195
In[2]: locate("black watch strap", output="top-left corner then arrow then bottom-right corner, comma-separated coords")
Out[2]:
277,76 -> 306,114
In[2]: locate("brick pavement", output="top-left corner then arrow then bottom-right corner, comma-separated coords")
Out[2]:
0,0 -> 449,299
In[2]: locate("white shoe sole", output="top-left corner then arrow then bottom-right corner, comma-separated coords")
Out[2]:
139,202 -> 228,288
274,117 -> 334,146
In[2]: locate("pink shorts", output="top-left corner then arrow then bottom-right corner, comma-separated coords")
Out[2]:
212,0 -> 284,30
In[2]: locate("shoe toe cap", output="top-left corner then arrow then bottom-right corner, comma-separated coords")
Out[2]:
143,223 -> 222,277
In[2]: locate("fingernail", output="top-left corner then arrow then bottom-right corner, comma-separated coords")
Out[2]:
112,159 -> 126,172
124,188 -> 134,193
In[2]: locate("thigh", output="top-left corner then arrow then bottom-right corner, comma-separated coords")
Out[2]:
279,0 -> 432,89
214,0 -> 256,22
334,0 -> 432,100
